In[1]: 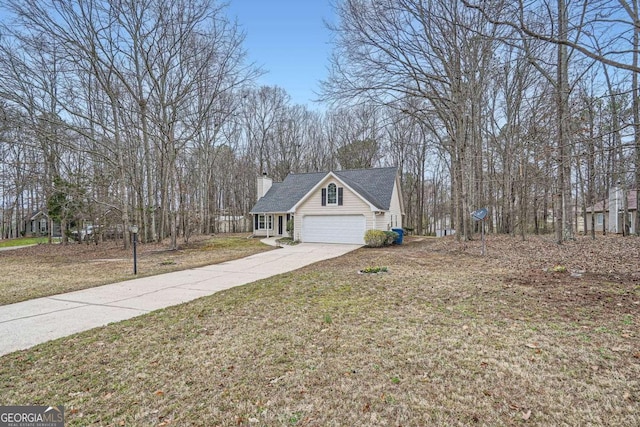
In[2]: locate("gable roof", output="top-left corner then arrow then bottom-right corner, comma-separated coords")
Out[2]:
336,167 -> 398,210
29,209 -> 49,221
250,167 -> 399,214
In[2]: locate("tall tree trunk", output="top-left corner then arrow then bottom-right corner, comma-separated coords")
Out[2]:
111,101 -> 130,250
556,0 -> 573,243
634,0 -> 640,236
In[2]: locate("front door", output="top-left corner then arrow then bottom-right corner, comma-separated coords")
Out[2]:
278,215 -> 283,235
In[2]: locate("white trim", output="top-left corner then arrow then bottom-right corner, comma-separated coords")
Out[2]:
290,172 -> 378,212
257,214 -> 273,230
327,182 -> 338,205
395,173 -> 406,215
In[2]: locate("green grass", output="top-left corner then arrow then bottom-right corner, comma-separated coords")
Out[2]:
0,237 -> 50,248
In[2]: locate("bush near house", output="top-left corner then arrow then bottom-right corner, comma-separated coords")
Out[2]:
364,229 -> 386,247
384,230 -> 399,245
364,229 -> 398,247
286,218 -> 294,239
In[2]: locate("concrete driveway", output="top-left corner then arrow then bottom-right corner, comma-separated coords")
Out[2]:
0,242 -> 360,356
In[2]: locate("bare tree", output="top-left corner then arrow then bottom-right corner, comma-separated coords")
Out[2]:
463,0 -> 640,240
323,0 -> 501,240
241,86 -> 289,179
2,0 -> 254,249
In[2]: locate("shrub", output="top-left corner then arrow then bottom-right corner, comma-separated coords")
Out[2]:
276,237 -> 299,246
360,266 -> 388,274
384,230 -> 399,245
364,229 -> 387,247
286,218 -> 294,238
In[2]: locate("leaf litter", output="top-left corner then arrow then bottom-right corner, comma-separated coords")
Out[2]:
0,234 -> 638,426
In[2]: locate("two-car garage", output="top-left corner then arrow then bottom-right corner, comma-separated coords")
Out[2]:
300,215 -> 366,245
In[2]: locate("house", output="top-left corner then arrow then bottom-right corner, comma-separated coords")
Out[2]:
585,187 -> 637,234
214,215 -> 250,233
250,167 -> 404,244
25,210 -> 62,237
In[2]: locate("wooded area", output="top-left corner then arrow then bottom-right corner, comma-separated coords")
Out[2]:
0,0 -> 639,245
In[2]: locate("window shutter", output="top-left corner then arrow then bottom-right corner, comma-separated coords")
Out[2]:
254,215 -> 259,230
321,188 -> 327,206
338,187 -> 343,206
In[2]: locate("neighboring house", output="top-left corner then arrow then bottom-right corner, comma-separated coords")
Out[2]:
214,215 -> 250,233
433,214 -> 456,237
25,210 -> 62,237
586,187 -> 637,234
250,167 -> 404,245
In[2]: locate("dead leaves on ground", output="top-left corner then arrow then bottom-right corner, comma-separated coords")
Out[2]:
425,234 -> 640,276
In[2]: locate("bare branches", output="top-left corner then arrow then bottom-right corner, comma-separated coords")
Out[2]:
462,0 -> 640,73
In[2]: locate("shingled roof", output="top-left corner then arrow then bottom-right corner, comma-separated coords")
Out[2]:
588,189 -> 638,213
250,167 -> 398,214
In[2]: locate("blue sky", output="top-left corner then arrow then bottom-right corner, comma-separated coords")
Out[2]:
226,1 -> 335,108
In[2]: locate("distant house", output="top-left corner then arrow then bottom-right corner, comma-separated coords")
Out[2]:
586,187 -> 637,234
25,210 -> 62,237
214,215 -> 250,233
249,167 -> 404,245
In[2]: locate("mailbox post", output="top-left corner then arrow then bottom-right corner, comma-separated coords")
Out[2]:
471,208 -> 487,256
130,225 -> 139,275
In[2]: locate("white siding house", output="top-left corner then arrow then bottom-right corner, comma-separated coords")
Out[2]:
249,167 -> 405,245
586,187 -> 637,234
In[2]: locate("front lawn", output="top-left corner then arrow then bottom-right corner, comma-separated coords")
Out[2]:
0,234 -> 273,306
1,235 -> 638,425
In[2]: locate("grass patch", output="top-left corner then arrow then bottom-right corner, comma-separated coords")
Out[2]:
0,234 -> 272,306
0,237 -> 50,248
0,236 -> 639,425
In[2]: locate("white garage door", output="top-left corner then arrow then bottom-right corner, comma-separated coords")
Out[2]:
301,215 -> 366,244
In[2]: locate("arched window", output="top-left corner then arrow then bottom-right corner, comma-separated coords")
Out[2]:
327,183 -> 337,205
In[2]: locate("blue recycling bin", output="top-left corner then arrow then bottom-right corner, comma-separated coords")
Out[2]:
391,228 -> 404,244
